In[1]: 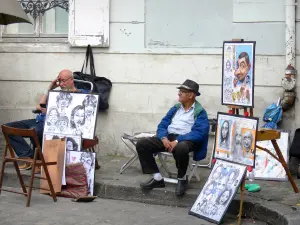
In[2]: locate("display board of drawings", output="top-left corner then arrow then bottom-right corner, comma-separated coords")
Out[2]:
222,41 -> 256,108
189,160 -> 247,223
42,91 -> 100,196
189,112 -> 259,224
248,131 -> 289,181
214,112 -> 259,167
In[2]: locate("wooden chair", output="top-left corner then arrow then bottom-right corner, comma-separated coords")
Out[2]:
82,136 -> 100,170
0,125 -> 57,207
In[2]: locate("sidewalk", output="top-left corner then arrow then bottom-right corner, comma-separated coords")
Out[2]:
2,155 -> 300,225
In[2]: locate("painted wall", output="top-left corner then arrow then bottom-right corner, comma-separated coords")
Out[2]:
0,0 -> 299,158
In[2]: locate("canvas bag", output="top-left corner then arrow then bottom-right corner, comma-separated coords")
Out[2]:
73,44 -> 112,111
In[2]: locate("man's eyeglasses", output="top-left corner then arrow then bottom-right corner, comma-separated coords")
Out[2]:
59,76 -> 72,83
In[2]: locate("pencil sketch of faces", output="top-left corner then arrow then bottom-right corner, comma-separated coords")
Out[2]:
190,161 -> 247,222
70,105 -> 85,136
212,165 -> 223,182
210,205 -> 219,216
56,92 -> 72,115
46,107 -> 59,132
82,95 -> 97,125
231,123 -> 243,161
80,152 -> 95,195
225,60 -> 231,70
243,131 -> 253,153
66,137 -> 79,151
216,176 -> 229,194
45,92 -> 99,139
220,120 -> 230,148
216,189 -> 232,205
57,116 -> 69,133
196,199 -> 208,213
204,182 -> 215,196
228,169 -> 240,186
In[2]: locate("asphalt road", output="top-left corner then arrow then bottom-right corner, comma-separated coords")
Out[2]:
0,191 -> 266,225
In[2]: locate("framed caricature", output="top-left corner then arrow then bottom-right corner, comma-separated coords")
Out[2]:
189,159 -> 247,224
222,41 -> 256,107
44,91 -> 99,140
67,151 -> 96,196
214,112 -> 259,167
247,131 -> 289,181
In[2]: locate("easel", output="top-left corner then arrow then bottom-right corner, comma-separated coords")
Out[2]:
226,105 -> 252,225
225,40 -> 299,225
236,123 -> 299,225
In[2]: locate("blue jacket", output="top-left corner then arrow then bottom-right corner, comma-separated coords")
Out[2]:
156,101 -> 209,161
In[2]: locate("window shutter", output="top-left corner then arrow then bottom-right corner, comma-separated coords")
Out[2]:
68,0 -> 110,47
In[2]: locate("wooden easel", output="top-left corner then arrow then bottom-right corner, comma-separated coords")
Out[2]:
256,130 -> 298,194
236,120 -> 299,225
226,105 -> 252,225
226,39 -> 298,225
227,106 -> 299,225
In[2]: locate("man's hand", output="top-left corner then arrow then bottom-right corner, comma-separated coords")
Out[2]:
36,105 -> 47,114
49,75 -> 60,91
162,138 -> 172,152
169,140 -> 178,152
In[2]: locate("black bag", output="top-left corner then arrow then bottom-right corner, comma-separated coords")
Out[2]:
73,45 -> 112,111
289,128 -> 300,158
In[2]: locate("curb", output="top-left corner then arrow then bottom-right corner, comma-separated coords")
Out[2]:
95,182 -> 300,225
2,170 -> 300,225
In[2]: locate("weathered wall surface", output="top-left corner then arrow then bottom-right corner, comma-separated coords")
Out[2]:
0,0 -> 299,157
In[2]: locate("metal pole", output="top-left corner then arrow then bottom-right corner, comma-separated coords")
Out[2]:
285,0 -> 296,67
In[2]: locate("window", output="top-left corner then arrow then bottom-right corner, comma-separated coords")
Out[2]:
2,0 -> 69,37
1,0 -> 110,47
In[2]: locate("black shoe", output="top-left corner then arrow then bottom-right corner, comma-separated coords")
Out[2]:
140,178 -> 165,189
175,179 -> 187,196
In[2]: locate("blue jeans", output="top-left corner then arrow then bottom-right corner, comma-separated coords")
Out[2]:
5,119 -> 44,158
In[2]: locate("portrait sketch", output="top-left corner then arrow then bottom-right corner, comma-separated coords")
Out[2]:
67,151 -> 96,196
214,112 -> 259,167
218,119 -> 232,150
44,91 -> 99,139
248,131 -> 289,181
189,159 -> 247,224
222,41 -> 256,107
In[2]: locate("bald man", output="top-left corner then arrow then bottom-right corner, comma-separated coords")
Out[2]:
4,69 -> 76,171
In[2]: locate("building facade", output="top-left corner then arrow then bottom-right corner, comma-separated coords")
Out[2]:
0,0 -> 299,156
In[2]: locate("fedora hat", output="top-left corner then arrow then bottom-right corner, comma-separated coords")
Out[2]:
177,79 -> 200,96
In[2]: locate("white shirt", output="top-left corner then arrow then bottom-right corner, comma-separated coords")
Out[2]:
167,103 -> 195,135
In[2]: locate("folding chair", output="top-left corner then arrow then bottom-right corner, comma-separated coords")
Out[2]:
157,152 -> 201,184
120,132 -> 156,174
0,125 -> 57,207
157,118 -> 217,183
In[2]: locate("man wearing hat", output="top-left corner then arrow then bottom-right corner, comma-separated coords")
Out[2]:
136,79 -> 209,196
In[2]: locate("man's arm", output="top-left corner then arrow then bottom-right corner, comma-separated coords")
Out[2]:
156,106 -> 177,140
176,110 -> 209,143
35,94 -> 47,114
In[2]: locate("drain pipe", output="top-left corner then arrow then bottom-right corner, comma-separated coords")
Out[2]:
285,0 -> 296,66
281,0 -> 297,111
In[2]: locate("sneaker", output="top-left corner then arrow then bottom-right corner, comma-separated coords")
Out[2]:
18,162 -> 32,170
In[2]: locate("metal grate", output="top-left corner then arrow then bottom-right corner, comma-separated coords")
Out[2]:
18,0 -> 69,19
